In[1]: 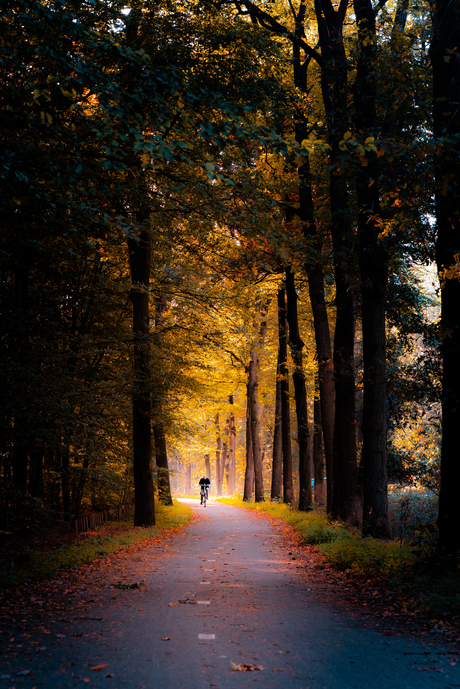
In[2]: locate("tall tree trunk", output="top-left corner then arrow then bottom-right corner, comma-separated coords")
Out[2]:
153,421 -> 173,505
313,395 -> 326,506
305,262 -> 334,513
271,344 -> 283,501
247,305 -> 267,502
277,288 -> 294,504
185,463 -> 191,494
354,0 -> 390,538
205,454 -> 211,495
152,294 -> 172,505
215,413 -> 224,495
315,0 -> 360,525
128,230 -> 155,527
228,399 -> 236,495
243,400 -> 254,501
285,267 -> 312,511
430,0 -> 460,552
73,453 -> 89,518
292,29 -> 335,514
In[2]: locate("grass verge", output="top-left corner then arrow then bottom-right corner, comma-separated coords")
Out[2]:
217,496 -> 460,625
0,500 -> 192,590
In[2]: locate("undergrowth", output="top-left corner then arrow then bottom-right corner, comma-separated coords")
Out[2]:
0,501 -> 192,590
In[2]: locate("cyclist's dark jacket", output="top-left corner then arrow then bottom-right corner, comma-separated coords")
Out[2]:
199,478 -> 210,486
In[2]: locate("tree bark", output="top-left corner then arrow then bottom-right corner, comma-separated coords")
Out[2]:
243,400 -> 254,501
313,396 -> 326,506
153,294 -> 172,505
227,400 -> 236,495
430,0 -> 460,552
215,413 -> 224,495
271,299 -> 283,501
285,267 -> 312,511
128,230 -> 155,527
153,421 -> 173,504
276,288 -> 294,504
354,0 -> 390,538
205,454 -> 211,495
314,0 -> 360,525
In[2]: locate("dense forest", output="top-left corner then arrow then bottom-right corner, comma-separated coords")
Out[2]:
1,0 -> 460,551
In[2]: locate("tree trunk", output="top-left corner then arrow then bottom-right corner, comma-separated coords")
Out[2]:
243,400 -> 254,501
291,32 -> 335,515
185,463 -> 191,494
354,0 -> 390,538
430,0 -> 460,552
313,396 -> 326,506
228,401 -> 236,495
285,267 -> 312,511
247,305 -> 267,502
305,262 -> 334,513
128,230 -> 155,527
271,298 -> 283,501
278,288 -> 294,505
205,454 -> 211,495
153,421 -> 173,505
215,413 -> 224,495
315,0 -> 360,525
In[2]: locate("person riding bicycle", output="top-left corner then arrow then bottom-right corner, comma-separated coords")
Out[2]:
199,476 -> 211,504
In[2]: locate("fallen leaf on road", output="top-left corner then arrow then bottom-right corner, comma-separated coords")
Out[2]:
161,637 -> 171,641
231,663 -> 263,671
91,665 -> 107,671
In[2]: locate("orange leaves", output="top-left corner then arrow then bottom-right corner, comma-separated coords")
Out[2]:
231,662 -> 263,671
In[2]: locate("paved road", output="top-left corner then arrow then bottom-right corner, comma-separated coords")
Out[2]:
1,500 -> 459,688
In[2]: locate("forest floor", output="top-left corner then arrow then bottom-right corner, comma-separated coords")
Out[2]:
1,500 -> 459,689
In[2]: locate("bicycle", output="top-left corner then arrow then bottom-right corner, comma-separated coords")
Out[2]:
200,484 -> 209,507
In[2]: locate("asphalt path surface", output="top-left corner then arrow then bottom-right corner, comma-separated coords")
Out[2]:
2,499 -> 460,689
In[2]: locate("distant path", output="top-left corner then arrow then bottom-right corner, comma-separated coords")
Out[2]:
2,500 -> 459,688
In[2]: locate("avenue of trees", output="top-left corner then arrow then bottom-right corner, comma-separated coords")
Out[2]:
1,0 -> 460,552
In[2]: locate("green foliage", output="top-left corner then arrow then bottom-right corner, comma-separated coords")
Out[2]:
319,534 -> 416,578
222,497 -> 416,577
0,501 -> 192,590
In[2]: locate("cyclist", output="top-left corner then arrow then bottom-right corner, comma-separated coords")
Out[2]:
199,476 -> 211,504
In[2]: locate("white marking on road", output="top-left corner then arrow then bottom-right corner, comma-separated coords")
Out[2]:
200,581 -> 211,585
204,568 -> 214,571
198,633 -> 215,640
197,601 -> 210,605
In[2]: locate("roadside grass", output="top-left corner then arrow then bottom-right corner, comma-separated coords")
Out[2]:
0,500 -> 192,590
218,493 -> 460,624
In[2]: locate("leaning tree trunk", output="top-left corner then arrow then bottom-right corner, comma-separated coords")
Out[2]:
430,0 -> 460,552
354,0 -> 391,538
285,267 -> 312,511
128,230 -> 155,527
